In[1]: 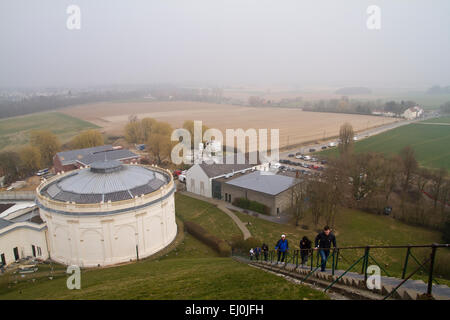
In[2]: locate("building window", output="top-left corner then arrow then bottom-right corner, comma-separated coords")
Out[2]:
225,193 -> 228,201
37,247 -> 42,256
277,208 -> 280,215
228,194 -> 232,203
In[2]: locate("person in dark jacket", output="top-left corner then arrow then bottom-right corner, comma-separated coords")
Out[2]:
275,234 -> 289,263
314,226 -> 337,272
299,236 -> 312,266
261,243 -> 269,261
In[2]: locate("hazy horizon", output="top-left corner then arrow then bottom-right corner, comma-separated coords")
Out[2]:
1,0 -> 449,89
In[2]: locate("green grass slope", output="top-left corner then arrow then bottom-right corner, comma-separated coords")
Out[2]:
234,208 -> 449,282
0,112 -> 100,151
175,193 -> 242,242
0,234 -> 327,300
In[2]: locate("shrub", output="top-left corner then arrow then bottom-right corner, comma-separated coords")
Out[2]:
232,197 -> 270,215
231,236 -> 262,252
184,221 -> 231,257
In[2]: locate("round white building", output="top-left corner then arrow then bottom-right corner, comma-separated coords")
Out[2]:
36,160 -> 177,267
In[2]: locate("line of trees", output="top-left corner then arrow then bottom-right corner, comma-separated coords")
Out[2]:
124,116 -> 174,165
289,124 -> 449,235
0,130 -> 60,184
0,129 -> 105,185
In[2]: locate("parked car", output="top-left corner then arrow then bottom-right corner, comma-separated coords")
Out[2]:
36,168 -> 49,176
173,170 -> 182,177
295,155 -> 302,159
288,154 -> 295,158
320,160 -> 328,165
321,146 -> 327,150
295,152 -> 302,156
304,155 -> 311,161
309,148 -> 316,152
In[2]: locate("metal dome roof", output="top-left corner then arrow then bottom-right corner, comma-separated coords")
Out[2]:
41,161 -> 169,204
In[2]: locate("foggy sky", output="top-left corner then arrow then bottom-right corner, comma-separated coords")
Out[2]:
1,0 -> 449,88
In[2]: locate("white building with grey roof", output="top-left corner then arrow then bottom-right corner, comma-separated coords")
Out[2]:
35,160 -> 176,267
185,162 -> 267,199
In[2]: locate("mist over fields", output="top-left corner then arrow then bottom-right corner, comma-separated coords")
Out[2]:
0,0 -> 450,89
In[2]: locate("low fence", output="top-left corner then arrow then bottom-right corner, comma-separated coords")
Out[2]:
233,243 -> 450,299
0,191 -> 35,201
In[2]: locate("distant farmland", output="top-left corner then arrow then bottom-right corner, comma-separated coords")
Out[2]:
61,100 -> 397,150
0,112 -> 99,151
320,122 -> 450,170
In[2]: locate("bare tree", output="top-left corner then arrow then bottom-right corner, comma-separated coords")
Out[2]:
289,178 -> 309,226
338,122 -> 354,156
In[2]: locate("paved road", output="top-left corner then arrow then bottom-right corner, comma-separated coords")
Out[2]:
179,191 -> 252,240
279,118 -> 418,158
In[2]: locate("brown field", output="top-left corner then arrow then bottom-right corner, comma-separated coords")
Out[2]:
61,101 -> 398,149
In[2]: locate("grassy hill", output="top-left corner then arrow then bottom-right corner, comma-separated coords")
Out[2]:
319,122 -> 450,170
0,232 -> 327,300
0,112 -> 100,151
1,194 -> 447,299
233,208 -> 449,283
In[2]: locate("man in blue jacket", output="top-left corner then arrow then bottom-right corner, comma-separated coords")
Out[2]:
275,234 -> 289,263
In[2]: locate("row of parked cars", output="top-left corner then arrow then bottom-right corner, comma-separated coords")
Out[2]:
279,159 -> 325,171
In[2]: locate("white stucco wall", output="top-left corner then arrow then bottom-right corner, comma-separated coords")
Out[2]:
0,223 -> 49,265
39,192 -> 177,268
186,164 -> 212,198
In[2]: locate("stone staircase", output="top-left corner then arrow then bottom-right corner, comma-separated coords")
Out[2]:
234,257 -> 450,300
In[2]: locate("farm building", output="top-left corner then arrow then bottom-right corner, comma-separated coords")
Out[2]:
402,106 -> 424,120
218,171 -> 300,216
1,161 -> 177,268
53,145 -> 140,173
185,159 -> 269,198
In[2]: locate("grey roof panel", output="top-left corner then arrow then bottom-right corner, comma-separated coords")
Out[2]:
56,145 -> 113,165
225,171 -> 298,195
77,149 -> 138,166
199,163 -> 255,178
42,162 -> 169,204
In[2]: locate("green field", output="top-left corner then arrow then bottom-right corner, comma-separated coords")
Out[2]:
319,123 -> 450,170
421,116 -> 450,124
175,193 -> 242,242
0,112 -> 100,151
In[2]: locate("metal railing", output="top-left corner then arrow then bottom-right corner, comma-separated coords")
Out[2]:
232,243 -> 449,299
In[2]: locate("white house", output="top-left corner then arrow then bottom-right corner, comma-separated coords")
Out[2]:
402,106 -> 424,120
186,162 -> 266,198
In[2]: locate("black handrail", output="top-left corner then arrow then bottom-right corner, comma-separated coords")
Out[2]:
232,243 -> 449,298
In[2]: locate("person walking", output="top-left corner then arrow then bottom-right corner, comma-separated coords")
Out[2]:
275,234 -> 289,264
314,226 -> 337,272
261,243 -> 269,261
254,246 -> 261,261
299,236 -> 312,266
